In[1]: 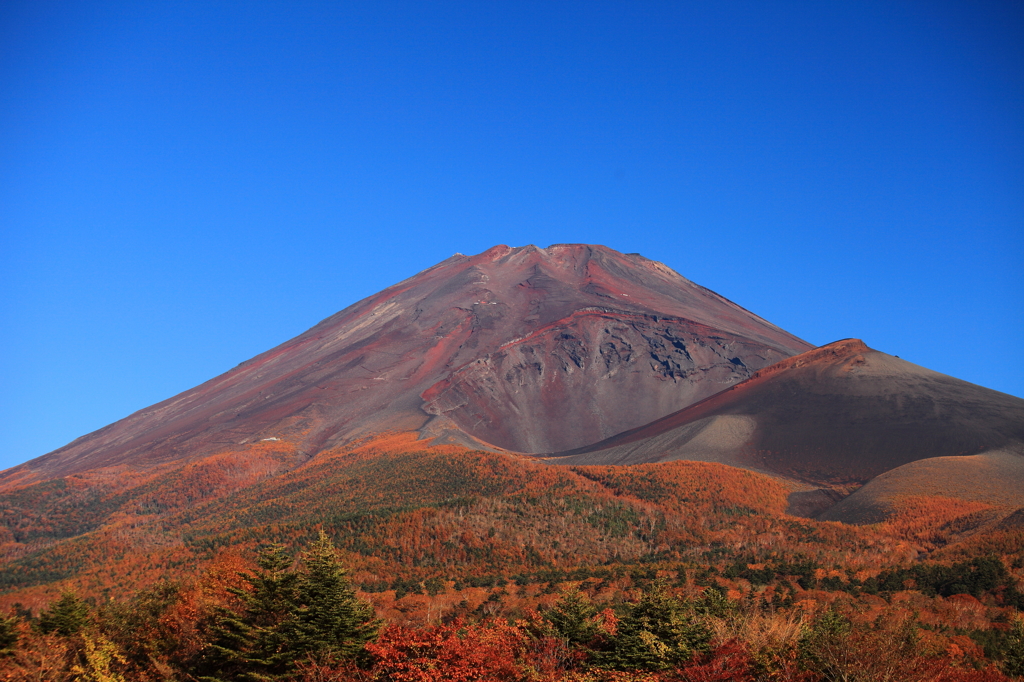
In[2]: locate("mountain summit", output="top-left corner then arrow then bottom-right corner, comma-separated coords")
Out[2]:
8,244 -> 811,481
4,243 -> 1024,650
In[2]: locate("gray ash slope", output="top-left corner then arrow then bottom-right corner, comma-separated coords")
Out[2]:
547,339 -> 1024,520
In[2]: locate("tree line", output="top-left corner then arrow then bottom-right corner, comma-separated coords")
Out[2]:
1,532 -> 1022,681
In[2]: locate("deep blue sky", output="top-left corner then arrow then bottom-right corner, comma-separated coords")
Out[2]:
2,1 -> 1022,470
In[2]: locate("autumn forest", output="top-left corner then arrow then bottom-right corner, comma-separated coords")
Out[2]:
0,433 -> 1022,680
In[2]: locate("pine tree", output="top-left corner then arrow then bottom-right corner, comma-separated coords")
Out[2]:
201,534 -> 379,681
201,543 -> 301,681
1002,617 -> 1024,678
692,586 -> 737,618
290,530 -> 381,662
596,582 -> 711,671
0,612 -> 18,656
36,591 -> 90,636
545,588 -> 600,647
797,607 -> 853,679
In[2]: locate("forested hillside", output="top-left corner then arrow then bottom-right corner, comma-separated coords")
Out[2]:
0,434 -> 1022,679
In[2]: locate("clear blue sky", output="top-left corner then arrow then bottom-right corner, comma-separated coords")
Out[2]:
2,1 -> 1022,470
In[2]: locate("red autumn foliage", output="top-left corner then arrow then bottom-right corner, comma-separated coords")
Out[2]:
662,639 -> 756,682
366,618 -> 529,681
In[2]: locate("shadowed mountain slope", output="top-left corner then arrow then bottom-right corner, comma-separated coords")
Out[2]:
2,244 -> 811,484
547,339 -> 1024,488
820,444 -> 1024,525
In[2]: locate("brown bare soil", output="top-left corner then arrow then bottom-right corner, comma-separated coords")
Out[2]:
548,339 -> 1024,492
822,444 -> 1024,525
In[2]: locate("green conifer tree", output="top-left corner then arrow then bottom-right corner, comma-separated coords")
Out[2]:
692,586 -> 737,618
1003,617 -> 1024,679
290,530 -> 381,662
36,591 -> 90,636
0,612 -> 19,655
202,543 -> 301,681
597,582 -> 711,672
545,588 -> 599,647
201,533 -> 379,681
797,608 -> 852,679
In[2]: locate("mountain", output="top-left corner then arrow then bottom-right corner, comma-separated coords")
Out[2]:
0,432 -> 907,613
547,339 -> 1024,517
2,244 -> 811,484
2,243 -> 1023,649
818,443 -> 1024,525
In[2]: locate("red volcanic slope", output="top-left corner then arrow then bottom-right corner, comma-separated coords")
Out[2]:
4,244 -> 812,482
549,339 -> 1024,486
